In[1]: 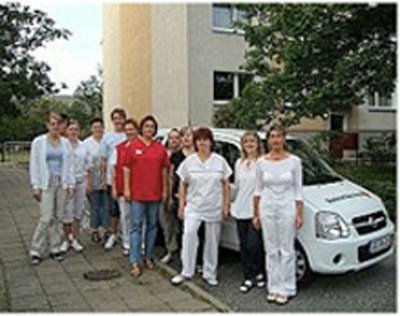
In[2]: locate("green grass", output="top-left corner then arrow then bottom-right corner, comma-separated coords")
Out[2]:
334,164 -> 396,223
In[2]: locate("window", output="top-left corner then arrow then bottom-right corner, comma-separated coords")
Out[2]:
212,4 -> 232,29
214,140 -> 240,182
367,90 -> 395,109
214,71 -> 252,103
214,72 -> 234,101
212,4 -> 247,32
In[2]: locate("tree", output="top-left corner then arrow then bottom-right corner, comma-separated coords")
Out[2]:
214,4 -> 396,128
70,67 -> 103,136
0,2 -> 71,141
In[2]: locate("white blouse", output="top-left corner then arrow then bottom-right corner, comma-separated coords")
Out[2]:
231,158 -> 257,220
83,136 -> 102,190
70,140 -> 92,183
254,154 -> 303,213
177,153 -> 232,222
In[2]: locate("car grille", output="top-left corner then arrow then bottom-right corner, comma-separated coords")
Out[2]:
352,211 -> 387,235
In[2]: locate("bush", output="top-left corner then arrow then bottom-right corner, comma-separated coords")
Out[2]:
361,132 -> 396,165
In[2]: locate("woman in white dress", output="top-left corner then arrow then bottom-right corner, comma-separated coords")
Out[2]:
171,127 -> 232,287
253,123 -> 304,305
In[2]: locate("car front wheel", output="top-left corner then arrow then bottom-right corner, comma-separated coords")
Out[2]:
296,242 -> 313,285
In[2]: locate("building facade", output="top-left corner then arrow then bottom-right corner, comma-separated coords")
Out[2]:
102,3 -> 396,154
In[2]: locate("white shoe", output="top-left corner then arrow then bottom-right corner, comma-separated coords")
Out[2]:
71,239 -> 84,252
160,252 -> 172,264
202,277 -> 219,287
122,245 -> 129,256
171,274 -> 188,286
104,234 -> 117,250
60,240 -> 70,253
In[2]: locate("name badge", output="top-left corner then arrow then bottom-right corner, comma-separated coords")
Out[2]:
136,149 -> 143,155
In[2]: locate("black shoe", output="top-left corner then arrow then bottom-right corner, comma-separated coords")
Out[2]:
30,255 -> 42,266
239,279 -> 254,293
91,231 -> 101,243
49,252 -> 64,262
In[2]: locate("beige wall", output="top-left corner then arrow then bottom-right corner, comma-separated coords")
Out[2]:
102,4 -> 121,130
348,106 -> 396,132
288,116 -> 328,132
151,4 -> 189,127
102,4 -> 152,130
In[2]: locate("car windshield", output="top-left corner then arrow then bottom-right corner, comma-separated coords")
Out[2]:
285,139 -> 342,186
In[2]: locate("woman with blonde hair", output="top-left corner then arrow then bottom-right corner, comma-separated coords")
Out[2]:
60,120 -> 93,253
231,131 -> 265,293
254,123 -> 304,305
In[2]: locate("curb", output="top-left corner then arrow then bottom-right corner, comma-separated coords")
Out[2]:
155,261 -> 233,313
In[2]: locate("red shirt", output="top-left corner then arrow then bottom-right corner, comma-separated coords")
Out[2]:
115,140 -> 130,197
123,138 -> 170,201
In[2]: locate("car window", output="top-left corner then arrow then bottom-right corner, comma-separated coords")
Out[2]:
214,140 -> 240,183
286,139 -> 341,185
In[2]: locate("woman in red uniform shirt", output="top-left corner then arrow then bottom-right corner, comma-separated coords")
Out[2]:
123,115 -> 170,277
111,119 -> 140,256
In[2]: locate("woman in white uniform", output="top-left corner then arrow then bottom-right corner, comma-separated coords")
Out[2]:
231,131 -> 265,293
171,127 -> 232,287
253,123 -> 304,305
60,120 -> 92,253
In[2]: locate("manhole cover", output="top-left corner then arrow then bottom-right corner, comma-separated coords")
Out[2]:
83,269 -> 121,281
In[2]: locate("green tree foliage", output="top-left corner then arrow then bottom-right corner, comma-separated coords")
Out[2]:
70,68 -> 103,136
0,2 -> 71,141
214,3 -> 396,128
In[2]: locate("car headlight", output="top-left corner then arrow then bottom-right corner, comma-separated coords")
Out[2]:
315,211 -> 350,240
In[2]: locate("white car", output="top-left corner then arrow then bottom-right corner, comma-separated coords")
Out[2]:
156,128 -> 395,282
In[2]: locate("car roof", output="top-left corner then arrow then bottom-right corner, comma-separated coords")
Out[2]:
157,127 -> 296,142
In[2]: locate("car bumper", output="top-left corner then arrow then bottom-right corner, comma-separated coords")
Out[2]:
305,222 -> 395,274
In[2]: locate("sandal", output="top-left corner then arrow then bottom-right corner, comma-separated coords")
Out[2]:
266,293 -> 277,303
275,294 -> 288,305
143,258 -> 155,270
239,279 -> 253,293
130,263 -> 141,278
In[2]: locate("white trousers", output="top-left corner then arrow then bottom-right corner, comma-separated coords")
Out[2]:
118,197 -> 130,249
260,206 -> 297,296
63,180 -> 86,223
30,177 -> 66,257
181,216 -> 221,281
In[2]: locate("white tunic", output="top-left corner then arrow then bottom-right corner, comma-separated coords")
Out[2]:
99,131 -> 126,185
254,155 -> 303,214
230,159 -> 257,220
70,140 -> 92,183
177,153 -> 232,222
83,136 -> 102,190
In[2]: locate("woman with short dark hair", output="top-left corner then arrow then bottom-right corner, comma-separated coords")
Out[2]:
171,127 -> 232,287
123,115 -> 170,277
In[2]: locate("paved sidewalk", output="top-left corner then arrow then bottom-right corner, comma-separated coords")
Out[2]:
0,164 -> 221,312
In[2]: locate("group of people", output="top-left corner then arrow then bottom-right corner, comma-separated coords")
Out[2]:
28,107 -> 304,305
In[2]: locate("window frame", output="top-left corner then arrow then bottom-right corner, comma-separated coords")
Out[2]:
213,71 -> 252,106
211,3 -> 246,35
365,90 -> 396,112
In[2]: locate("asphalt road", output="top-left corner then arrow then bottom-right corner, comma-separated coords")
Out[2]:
155,245 -> 396,312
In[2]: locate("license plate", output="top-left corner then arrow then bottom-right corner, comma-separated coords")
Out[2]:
369,235 -> 392,254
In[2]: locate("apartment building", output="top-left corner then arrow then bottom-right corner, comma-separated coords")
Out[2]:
102,3 -> 396,155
